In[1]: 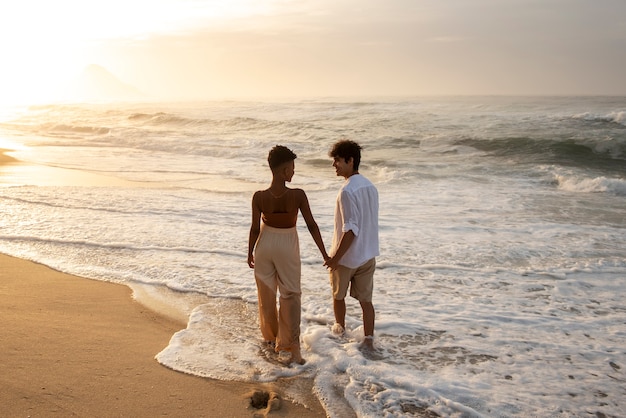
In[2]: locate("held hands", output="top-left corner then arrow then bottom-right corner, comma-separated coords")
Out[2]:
324,256 -> 339,271
321,251 -> 335,270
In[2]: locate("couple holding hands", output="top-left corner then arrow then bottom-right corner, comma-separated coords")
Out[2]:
247,140 -> 379,365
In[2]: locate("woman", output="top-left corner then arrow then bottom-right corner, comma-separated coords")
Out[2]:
247,145 -> 329,365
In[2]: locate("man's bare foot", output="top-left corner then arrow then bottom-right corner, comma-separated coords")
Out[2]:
360,336 -> 374,350
331,322 -> 345,336
359,336 -> 384,360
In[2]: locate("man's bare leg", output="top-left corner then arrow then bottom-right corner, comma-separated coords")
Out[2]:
333,298 -> 346,333
360,300 -> 375,349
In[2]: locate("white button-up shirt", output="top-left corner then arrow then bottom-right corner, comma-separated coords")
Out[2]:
331,174 -> 379,269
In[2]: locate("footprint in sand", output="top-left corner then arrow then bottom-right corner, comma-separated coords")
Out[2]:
247,389 -> 281,417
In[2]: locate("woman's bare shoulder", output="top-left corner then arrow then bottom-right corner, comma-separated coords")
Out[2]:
291,188 -> 307,198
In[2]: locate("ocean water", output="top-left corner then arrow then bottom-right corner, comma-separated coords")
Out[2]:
0,97 -> 625,417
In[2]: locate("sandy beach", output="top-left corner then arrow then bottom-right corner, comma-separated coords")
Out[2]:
0,149 -> 326,417
0,254 -> 326,418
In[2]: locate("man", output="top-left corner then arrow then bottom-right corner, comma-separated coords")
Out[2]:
248,145 -> 329,365
324,140 -> 379,350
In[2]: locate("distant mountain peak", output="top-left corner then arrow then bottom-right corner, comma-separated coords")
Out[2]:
64,64 -> 145,102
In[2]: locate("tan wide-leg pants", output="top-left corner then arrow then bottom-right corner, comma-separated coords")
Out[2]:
253,224 -> 301,353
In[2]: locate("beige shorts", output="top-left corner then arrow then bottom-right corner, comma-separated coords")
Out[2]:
330,258 -> 376,302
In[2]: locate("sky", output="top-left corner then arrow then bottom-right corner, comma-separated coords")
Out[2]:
0,0 -> 625,103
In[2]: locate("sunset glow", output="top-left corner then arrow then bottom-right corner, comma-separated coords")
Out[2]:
0,0 -> 270,104
1,2 -> 625,417
0,0 -> 625,104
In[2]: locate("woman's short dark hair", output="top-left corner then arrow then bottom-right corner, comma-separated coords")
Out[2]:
268,145 -> 297,170
329,140 -> 362,171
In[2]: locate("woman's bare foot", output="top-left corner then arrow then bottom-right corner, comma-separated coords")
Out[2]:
289,352 -> 306,365
278,350 -> 306,366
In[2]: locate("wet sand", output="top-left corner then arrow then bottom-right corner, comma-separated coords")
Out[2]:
0,253 -> 326,417
0,149 -> 326,417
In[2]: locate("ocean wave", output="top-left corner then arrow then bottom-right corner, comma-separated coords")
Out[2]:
127,111 -> 282,131
455,136 -> 626,171
0,234 -> 240,257
555,173 -> 626,196
6,106 -> 287,144
0,192 -> 194,216
43,123 -> 111,135
12,122 -> 111,137
128,112 -> 200,126
572,111 -> 626,127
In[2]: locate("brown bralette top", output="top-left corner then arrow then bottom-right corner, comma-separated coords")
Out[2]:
261,189 -> 298,228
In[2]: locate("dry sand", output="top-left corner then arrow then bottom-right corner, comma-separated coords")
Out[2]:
0,253 -> 326,417
0,149 -> 326,417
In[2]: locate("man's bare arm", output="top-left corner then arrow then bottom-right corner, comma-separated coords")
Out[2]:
324,230 -> 355,271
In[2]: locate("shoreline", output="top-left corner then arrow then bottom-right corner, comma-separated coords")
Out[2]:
0,252 -> 326,417
0,147 -> 142,187
0,152 -> 326,416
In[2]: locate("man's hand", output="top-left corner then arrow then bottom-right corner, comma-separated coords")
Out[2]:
324,256 -> 339,271
324,230 -> 353,272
